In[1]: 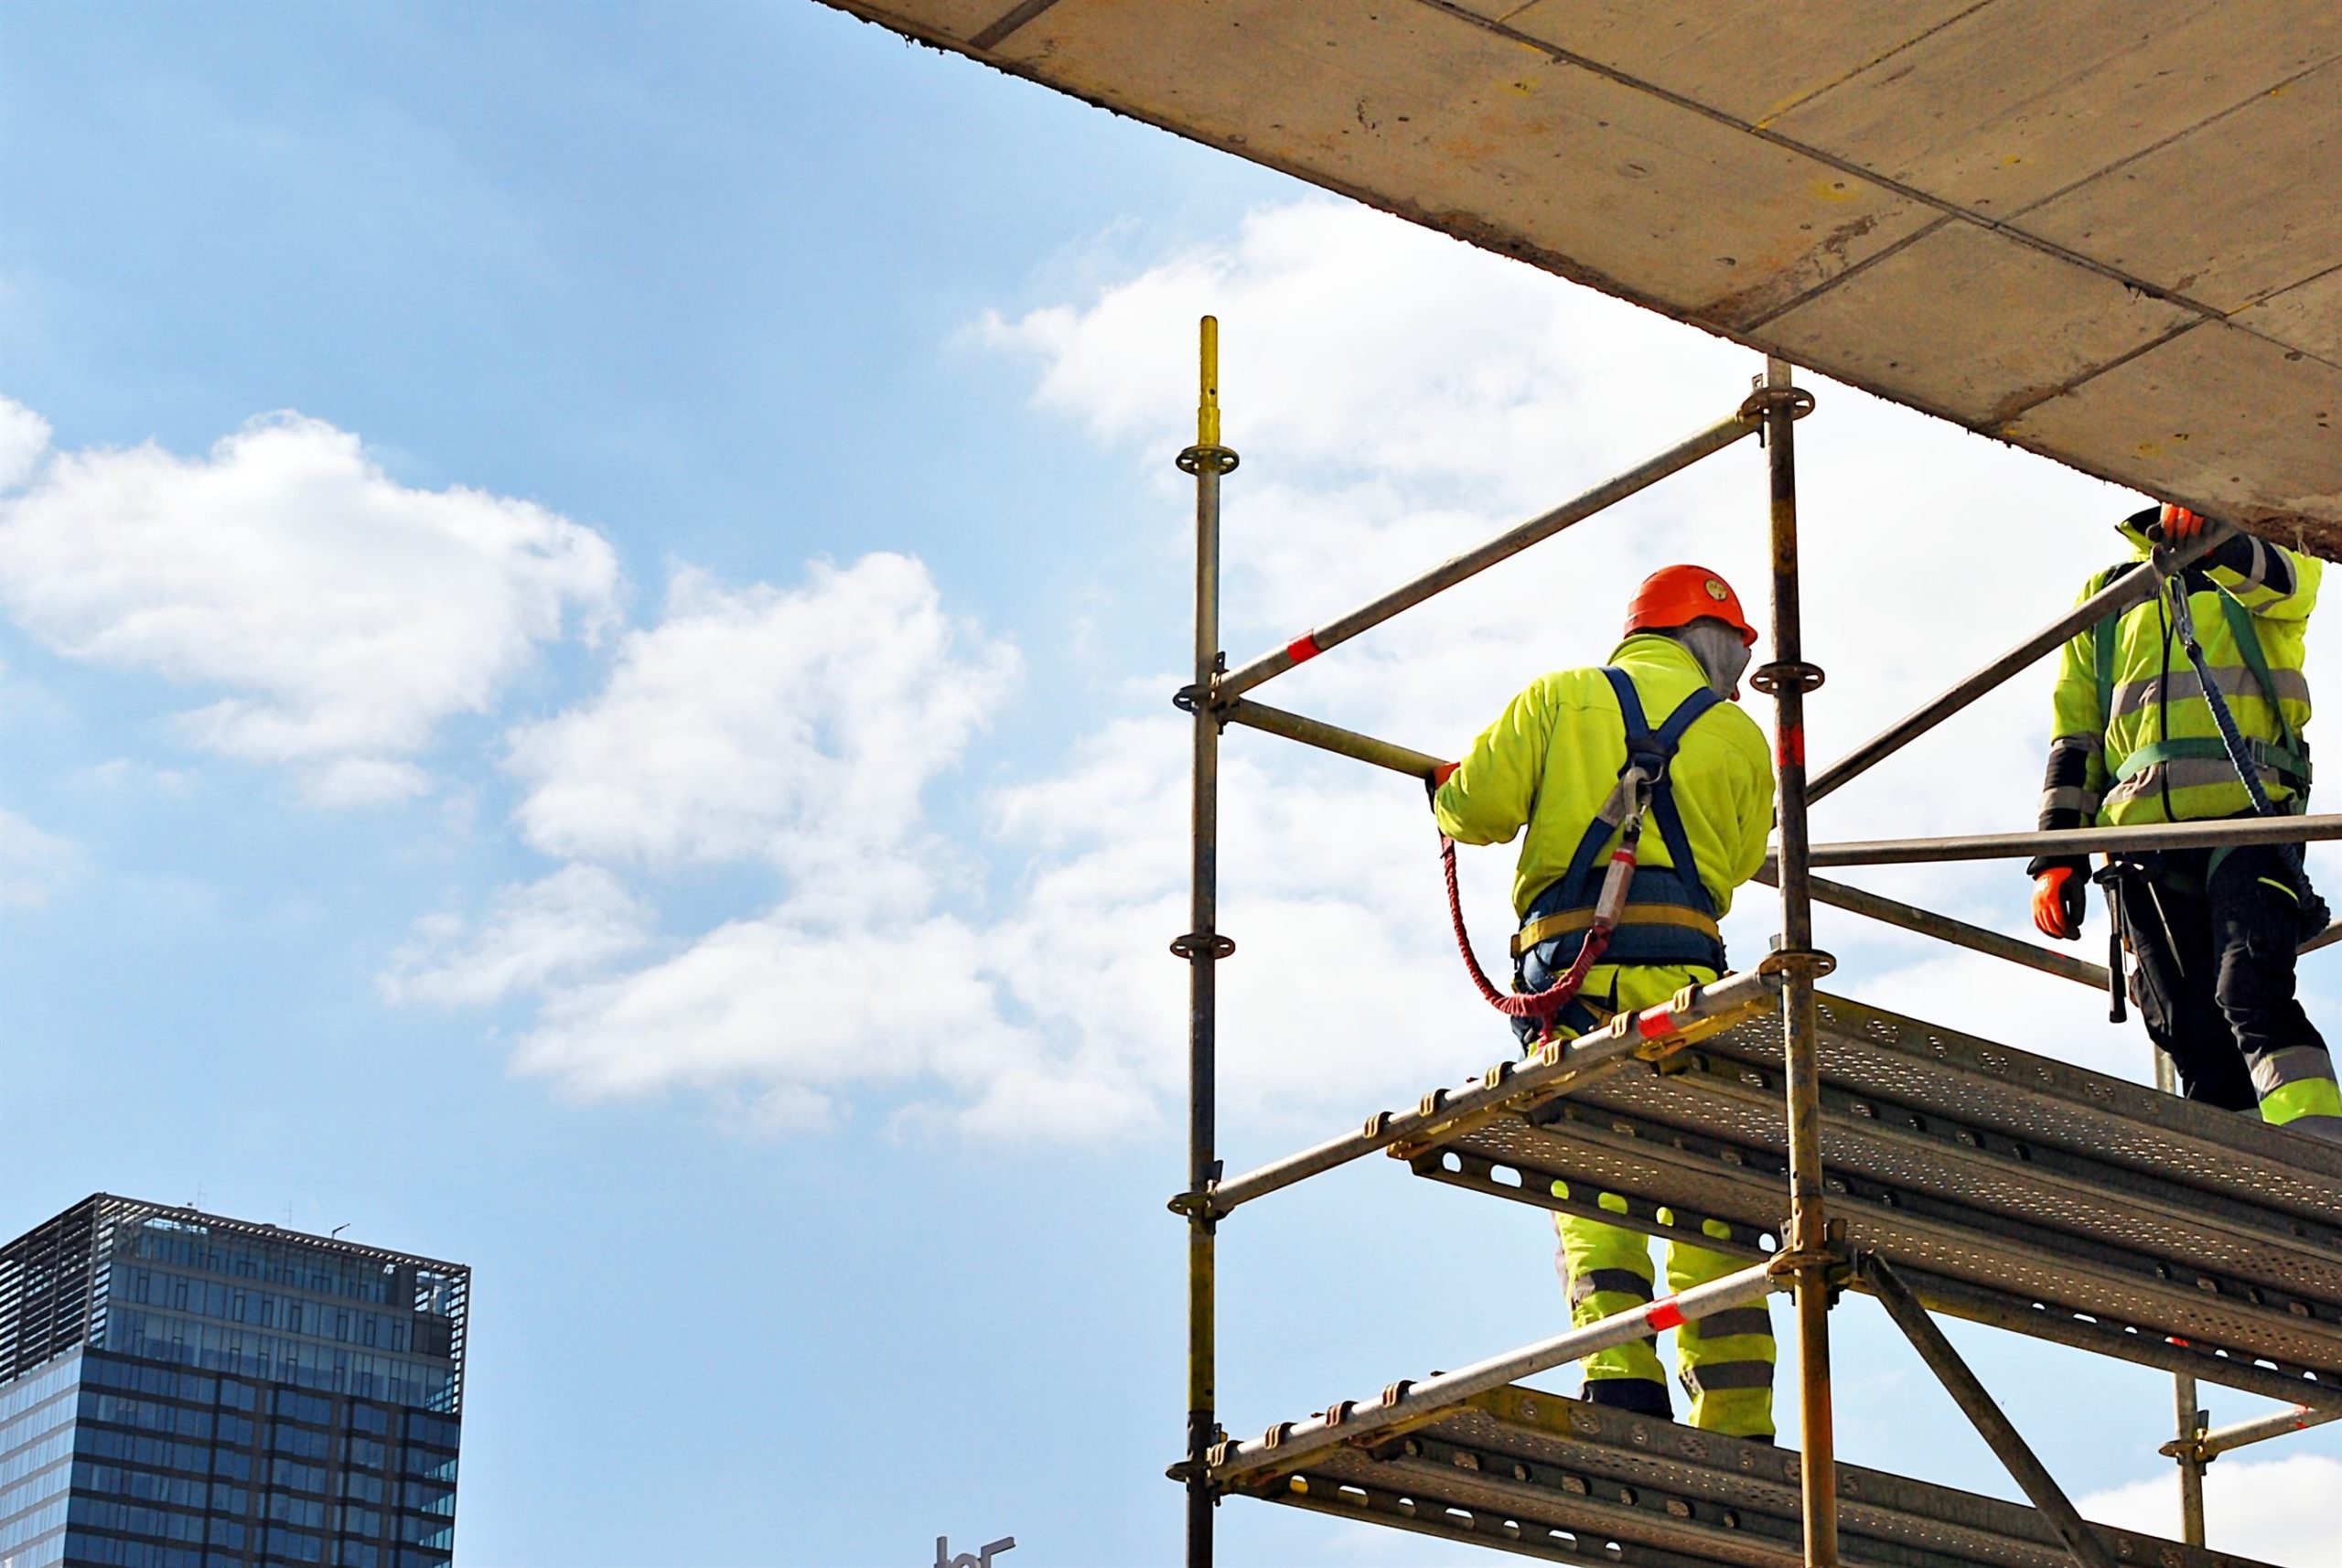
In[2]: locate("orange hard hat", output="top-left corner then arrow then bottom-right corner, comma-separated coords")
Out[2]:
1624,564 -> 1757,648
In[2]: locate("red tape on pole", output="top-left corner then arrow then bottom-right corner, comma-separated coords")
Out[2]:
1645,1299 -> 1686,1332
1285,631 -> 1323,664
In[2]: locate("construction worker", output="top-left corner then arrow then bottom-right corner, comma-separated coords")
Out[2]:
2031,503 -> 2342,1144
1432,565 -> 1778,1438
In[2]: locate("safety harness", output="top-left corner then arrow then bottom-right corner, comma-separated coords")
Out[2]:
2091,553 -> 2326,1022
2096,560 -> 2313,804
1441,667 -> 1728,1043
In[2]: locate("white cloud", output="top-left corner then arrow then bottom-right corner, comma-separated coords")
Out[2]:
2080,1453 -> 2342,1566
982,200 -> 1743,511
0,405 -> 618,801
0,806 -> 76,908
394,196 -> 2266,1142
390,553 -> 1088,1135
505,554 -> 1015,904
0,397 -> 50,490
379,865 -> 651,1008
500,883 -> 1167,1140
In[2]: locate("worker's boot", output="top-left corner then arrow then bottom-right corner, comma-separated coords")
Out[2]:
1582,1376 -> 1671,1418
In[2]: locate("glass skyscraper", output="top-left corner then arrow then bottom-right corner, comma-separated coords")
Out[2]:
0,1195 -> 468,1568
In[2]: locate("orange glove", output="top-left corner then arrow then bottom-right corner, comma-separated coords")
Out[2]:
2157,503 -> 2208,544
1424,760 -> 1458,803
2031,865 -> 2086,940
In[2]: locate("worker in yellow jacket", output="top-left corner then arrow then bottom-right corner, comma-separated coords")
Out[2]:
2031,504 -> 2342,1144
1433,565 -> 1778,1437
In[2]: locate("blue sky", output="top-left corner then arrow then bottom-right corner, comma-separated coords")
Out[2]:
3,5 -> 2337,1565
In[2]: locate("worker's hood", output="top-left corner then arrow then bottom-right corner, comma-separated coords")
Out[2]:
2116,504 -> 2164,559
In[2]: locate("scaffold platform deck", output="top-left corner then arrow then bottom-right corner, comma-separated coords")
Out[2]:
1230,1384 -> 2274,1568
1405,991 -> 2342,1412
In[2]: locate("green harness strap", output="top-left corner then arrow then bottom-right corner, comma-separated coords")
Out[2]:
2094,567 -> 2319,888
2093,567 -> 2119,732
2095,573 -> 2312,790
2219,589 -> 2306,762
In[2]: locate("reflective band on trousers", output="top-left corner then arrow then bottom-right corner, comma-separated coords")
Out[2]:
2261,1074 -> 2342,1127
1684,1307 -> 1773,1341
2253,1045 -> 2339,1095
1679,1360 -> 1775,1393
2109,663 -> 2311,721
1569,1267 -> 1655,1305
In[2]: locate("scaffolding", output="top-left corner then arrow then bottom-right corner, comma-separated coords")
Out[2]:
1166,320 -> 2342,1568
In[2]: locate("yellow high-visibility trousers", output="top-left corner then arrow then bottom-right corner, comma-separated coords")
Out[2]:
1547,965 -> 1777,1440
1553,1206 -> 1777,1439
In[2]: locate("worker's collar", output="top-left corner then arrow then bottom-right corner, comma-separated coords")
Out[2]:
1606,631 -> 1706,672
1608,630 -> 1747,702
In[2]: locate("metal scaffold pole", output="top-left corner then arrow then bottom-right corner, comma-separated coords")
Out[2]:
1176,316 -> 1238,1568
1751,357 -> 1839,1567
2154,1050 -> 2210,1548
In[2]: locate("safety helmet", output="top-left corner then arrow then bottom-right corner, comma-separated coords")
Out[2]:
1625,564 -> 1758,648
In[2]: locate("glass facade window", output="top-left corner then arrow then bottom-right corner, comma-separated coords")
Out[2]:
1,1197 -> 466,1568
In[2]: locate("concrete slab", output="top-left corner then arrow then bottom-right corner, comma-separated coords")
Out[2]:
1756,219 -> 2195,427
821,0 -> 2342,542
2237,263 -> 2342,368
2006,320 -> 2342,547
1771,0 -> 2342,219
1482,0 -> 1981,128
987,0 -> 1937,328
2020,56 -> 2342,311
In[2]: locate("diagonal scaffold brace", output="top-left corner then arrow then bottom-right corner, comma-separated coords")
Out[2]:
1864,1253 -> 2122,1568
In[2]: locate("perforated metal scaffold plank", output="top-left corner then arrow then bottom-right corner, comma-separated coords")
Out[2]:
1231,1384 -> 2274,1568
1404,992 -> 2342,1410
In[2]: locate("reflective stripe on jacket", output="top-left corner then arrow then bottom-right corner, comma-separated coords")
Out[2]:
2042,530 -> 2318,832
1434,635 -> 1775,919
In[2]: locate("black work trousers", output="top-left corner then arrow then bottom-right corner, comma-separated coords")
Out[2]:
2122,843 -> 2324,1110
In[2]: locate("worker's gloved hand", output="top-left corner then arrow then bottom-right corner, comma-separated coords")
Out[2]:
2156,503 -> 2208,544
1424,760 -> 1457,804
2031,865 -> 2087,941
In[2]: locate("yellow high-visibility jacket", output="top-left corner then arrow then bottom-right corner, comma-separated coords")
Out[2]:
2039,524 -> 2318,844
1434,634 -> 1775,922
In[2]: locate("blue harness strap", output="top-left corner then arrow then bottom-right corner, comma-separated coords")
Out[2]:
1518,668 -> 1727,993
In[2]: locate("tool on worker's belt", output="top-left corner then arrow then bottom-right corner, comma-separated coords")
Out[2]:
2092,861 -> 2130,1025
